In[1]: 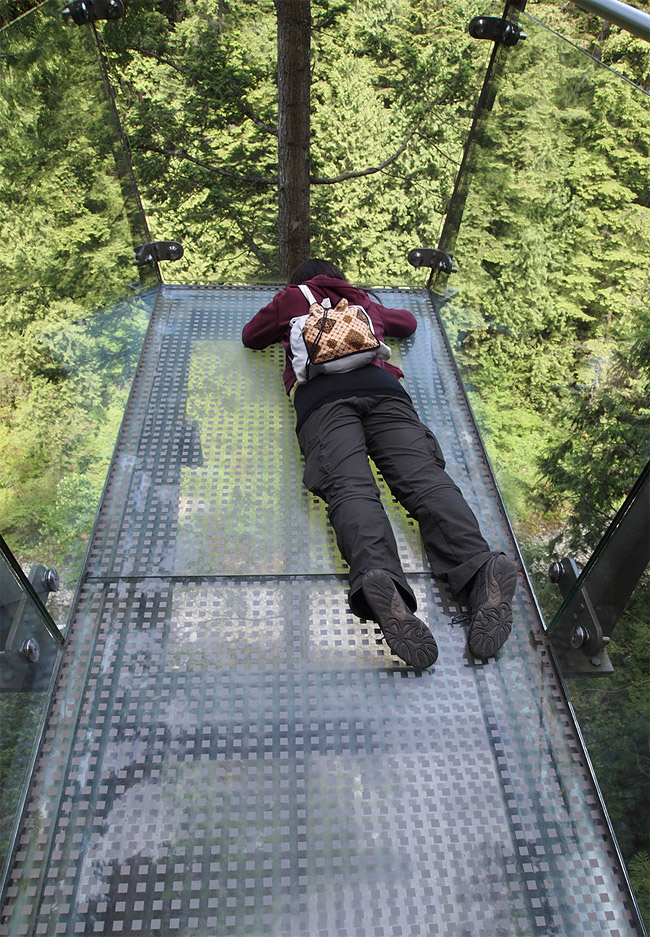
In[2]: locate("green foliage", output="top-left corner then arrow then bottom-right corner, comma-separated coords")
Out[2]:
629,852 -> 650,926
568,584 -> 650,871
0,19 -> 147,314
438,10 -> 650,911
308,0 -> 487,283
97,0 -> 488,283
0,5 -> 155,590
0,0 -> 36,27
442,5 -> 650,545
538,304 -> 650,550
98,0 -> 281,281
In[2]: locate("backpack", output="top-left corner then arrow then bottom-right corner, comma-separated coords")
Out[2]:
289,285 -> 391,384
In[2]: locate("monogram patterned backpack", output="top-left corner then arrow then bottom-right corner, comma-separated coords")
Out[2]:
289,285 -> 391,384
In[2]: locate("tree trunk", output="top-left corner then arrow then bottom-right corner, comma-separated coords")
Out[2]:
275,0 -> 311,281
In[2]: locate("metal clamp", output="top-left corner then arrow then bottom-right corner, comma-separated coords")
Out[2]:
134,241 -> 184,267
62,0 -> 124,25
408,248 -> 456,275
469,16 -> 526,46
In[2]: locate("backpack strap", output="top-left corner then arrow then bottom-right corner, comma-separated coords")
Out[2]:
298,284 -> 331,309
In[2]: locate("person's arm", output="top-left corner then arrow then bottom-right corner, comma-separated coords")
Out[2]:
366,300 -> 417,340
242,294 -> 283,349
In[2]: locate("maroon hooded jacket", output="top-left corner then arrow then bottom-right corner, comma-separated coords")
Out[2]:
241,275 -> 417,394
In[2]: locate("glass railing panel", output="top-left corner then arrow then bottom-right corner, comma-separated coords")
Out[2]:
0,534 -> 63,902
548,459 -> 649,670
0,2 -> 160,898
565,572 -> 650,924
0,0 -> 161,629
430,5 -> 649,928
545,459 -> 649,928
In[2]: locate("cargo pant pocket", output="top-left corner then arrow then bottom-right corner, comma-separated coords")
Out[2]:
297,430 -> 329,501
423,425 -> 447,470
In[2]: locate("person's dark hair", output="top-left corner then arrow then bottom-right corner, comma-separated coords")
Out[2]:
289,259 -> 347,285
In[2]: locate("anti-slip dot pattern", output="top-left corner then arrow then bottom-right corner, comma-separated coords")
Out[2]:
0,285 -> 642,937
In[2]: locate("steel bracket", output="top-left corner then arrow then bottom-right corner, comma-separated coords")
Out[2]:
1,560 -> 60,692
548,557 -> 613,675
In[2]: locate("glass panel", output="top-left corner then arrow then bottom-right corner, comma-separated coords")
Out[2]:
566,575 -> 650,925
0,0 -> 161,629
0,0 -> 160,902
0,535 -> 63,899
430,7 -> 650,928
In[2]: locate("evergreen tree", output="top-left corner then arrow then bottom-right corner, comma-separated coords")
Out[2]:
97,0 -> 486,282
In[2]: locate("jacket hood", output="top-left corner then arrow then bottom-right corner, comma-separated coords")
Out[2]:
304,275 -> 370,305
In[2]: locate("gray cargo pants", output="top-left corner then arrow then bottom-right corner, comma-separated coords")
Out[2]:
296,394 -> 496,620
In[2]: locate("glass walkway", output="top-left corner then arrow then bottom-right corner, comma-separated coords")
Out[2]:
1,281 -> 643,936
1,0 -> 648,935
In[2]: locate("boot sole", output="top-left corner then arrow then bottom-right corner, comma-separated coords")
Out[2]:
361,570 -> 438,669
468,555 -> 517,659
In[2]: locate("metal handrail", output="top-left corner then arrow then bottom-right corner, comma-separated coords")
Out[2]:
572,0 -> 650,42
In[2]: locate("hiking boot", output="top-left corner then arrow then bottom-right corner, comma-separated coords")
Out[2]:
361,569 -> 438,669
467,554 -> 517,659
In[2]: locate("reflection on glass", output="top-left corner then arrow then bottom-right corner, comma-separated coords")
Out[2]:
0,1 -> 160,627
432,9 -> 650,927
0,536 -> 63,900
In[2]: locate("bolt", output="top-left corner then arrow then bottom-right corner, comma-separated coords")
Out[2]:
571,626 -> 587,649
44,568 -> 60,592
21,638 -> 40,663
